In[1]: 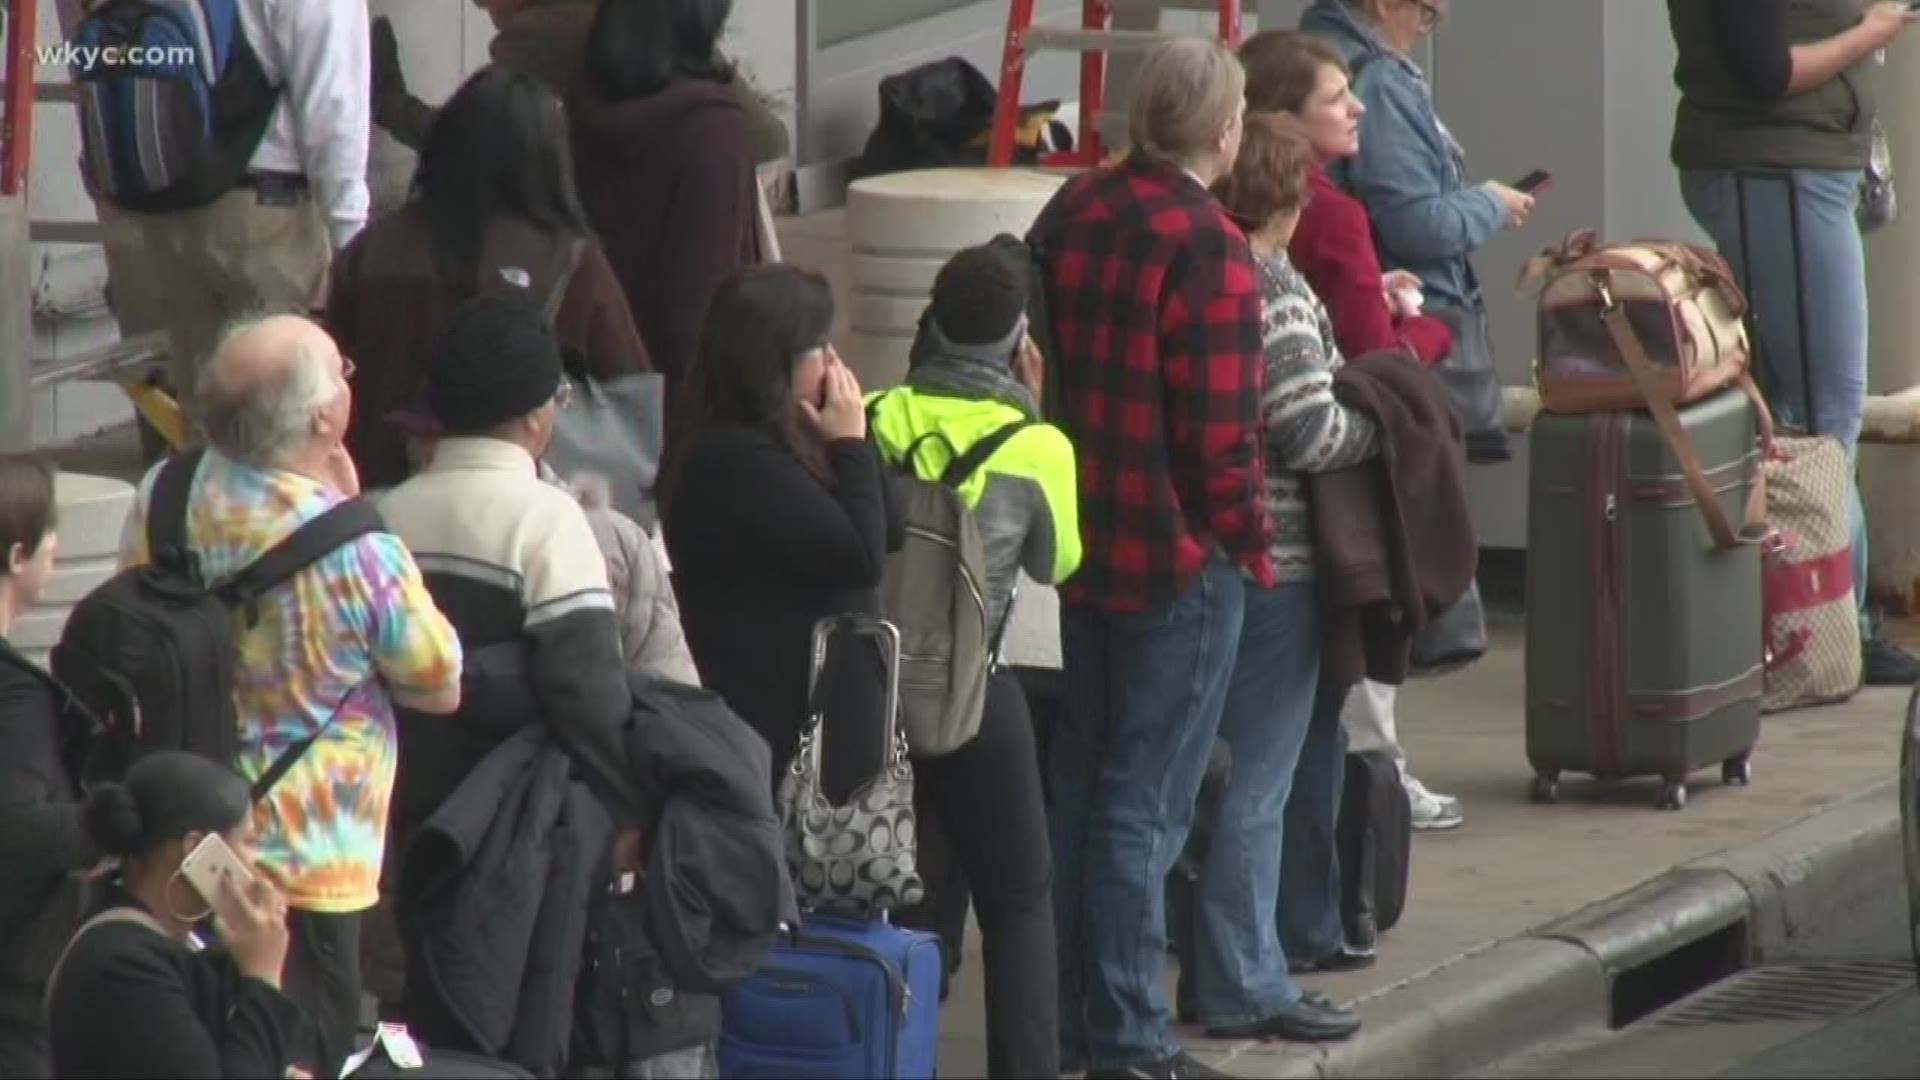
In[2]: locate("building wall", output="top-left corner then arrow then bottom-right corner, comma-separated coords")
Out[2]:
21,0 -> 1708,468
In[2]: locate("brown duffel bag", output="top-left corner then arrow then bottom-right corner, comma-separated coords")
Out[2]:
1523,228 -> 1752,414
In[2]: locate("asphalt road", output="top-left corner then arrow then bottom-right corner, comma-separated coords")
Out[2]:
1493,876 -> 1918,1078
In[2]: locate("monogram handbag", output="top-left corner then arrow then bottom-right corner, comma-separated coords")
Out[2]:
777,615 -> 925,915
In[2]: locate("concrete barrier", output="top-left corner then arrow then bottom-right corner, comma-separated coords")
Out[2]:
844,167 -> 1066,392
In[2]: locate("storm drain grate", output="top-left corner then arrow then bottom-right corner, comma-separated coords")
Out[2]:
1652,959 -> 1914,1028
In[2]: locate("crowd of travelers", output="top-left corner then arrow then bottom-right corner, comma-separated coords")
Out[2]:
1,1 -> 1916,1079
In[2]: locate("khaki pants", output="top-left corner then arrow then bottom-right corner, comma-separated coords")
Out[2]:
97,188 -> 330,438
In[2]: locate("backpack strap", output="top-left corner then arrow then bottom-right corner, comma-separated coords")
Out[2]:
44,907 -> 171,1013
541,236 -> 588,330
222,498 -> 387,617
218,499 -> 385,803
940,419 -> 1036,488
146,449 -> 209,579
247,681 -> 364,803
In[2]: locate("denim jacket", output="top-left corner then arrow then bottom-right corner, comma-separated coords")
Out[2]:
1301,0 -> 1506,309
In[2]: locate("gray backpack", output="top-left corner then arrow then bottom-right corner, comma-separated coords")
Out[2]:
872,404 -> 1032,756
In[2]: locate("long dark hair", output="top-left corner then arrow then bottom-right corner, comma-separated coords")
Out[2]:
658,265 -> 837,515
412,66 -> 590,289
584,0 -> 732,103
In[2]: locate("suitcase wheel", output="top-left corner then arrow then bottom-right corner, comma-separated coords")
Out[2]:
1721,753 -> 1753,787
1656,779 -> 1688,811
1530,771 -> 1560,805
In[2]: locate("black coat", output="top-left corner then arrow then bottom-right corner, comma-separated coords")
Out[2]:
1309,351 -> 1476,689
0,639 -> 97,1014
399,727 -> 614,1076
664,424 -> 904,802
625,675 -> 796,992
46,889 -> 310,1078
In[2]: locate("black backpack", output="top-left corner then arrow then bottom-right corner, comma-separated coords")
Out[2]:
51,450 -> 384,792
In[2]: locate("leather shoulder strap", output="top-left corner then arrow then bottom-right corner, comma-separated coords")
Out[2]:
1600,296 -> 1767,551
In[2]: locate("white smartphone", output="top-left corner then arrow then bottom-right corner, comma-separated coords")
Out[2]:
178,833 -> 254,912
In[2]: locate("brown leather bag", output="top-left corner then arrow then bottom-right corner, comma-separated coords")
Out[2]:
1523,228 -> 1752,414
1584,262 -> 1775,554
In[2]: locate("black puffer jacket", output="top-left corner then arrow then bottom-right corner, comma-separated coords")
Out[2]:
624,674 -> 796,992
399,727 -> 615,1076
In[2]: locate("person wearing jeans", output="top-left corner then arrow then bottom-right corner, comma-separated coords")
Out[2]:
1028,38 -> 1277,1080
1246,25 -> 1470,833
1667,0 -> 1920,685
1278,679 -> 1351,971
1182,112 -> 1379,1044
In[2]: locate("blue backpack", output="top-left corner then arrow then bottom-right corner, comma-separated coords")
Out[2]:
71,0 -> 280,212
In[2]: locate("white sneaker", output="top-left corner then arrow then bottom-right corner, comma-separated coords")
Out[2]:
1404,776 -> 1464,831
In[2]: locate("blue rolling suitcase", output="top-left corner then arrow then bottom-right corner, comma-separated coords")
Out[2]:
719,913 -> 942,1079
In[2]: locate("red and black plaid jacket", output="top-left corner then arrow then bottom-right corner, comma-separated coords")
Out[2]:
1029,155 -> 1274,613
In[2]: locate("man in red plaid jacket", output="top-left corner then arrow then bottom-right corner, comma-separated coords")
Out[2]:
1028,37 -> 1358,1080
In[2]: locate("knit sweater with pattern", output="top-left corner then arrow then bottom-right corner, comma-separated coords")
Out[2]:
1257,249 -> 1381,582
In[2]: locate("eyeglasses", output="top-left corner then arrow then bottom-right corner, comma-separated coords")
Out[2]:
339,356 -> 356,382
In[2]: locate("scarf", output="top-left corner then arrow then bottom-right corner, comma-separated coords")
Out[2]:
904,314 -> 1038,418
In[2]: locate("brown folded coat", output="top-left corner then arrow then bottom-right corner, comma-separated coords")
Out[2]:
1309,350 -> 1477,690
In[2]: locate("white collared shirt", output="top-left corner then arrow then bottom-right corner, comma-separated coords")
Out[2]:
234,0 -> 370,251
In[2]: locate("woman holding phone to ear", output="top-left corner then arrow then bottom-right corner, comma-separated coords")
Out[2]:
46,752 -> 313,1079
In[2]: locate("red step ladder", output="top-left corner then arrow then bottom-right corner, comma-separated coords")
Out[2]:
2,0 -> 38,197
986,0 -> 1243,170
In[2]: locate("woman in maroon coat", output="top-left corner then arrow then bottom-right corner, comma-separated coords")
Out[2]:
569,0 -> 764,402
1240,30 -> 1450,367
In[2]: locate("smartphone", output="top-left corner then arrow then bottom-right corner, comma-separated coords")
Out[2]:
1514,169 -> 1554,195
179,833 -> 254,911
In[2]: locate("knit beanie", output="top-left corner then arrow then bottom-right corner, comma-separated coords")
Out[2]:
427,286 -> 564,434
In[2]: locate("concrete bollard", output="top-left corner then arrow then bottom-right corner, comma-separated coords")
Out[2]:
844,167 -> 1066,392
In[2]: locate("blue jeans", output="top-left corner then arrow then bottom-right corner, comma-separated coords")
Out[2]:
1679,167 -> 1872,637
1189,579 -> 1321,1025
1278,676 -> 1350,965
1052,555 -> 1247,1068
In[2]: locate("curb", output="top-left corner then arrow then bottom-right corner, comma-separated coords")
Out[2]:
1228,781 -> 1903,1079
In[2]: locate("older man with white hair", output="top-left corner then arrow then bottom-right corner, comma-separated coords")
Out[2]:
118,312 -> 463,1078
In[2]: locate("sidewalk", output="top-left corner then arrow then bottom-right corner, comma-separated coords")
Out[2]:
933,621 -> 1910,1078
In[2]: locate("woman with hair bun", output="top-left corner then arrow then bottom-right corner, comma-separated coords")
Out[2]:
45,751 -> 313,1079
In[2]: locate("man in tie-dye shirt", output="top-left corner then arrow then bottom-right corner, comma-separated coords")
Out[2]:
120,314 -> 462,1078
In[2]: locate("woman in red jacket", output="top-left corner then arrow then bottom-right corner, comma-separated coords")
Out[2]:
1241,30 -> 1450,367
1240,29 -> 1469,843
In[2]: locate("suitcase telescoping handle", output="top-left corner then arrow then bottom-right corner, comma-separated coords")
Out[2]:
799,614 -> 909,785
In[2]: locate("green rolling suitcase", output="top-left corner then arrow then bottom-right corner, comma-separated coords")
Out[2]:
1525,386 -> 1765,810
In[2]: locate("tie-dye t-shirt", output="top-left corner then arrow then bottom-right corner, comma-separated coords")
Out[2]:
122,451 -> 461,912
